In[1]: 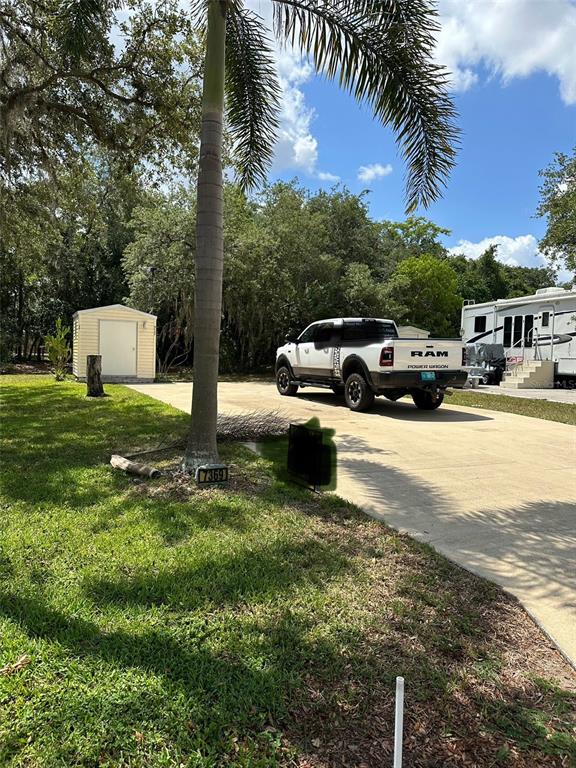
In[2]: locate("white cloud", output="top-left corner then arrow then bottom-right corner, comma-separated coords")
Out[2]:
245,1 -> 322,176
317,171 -> 340,183
435,0 -> 576,103
447,234 -> 546,268
357,163 -> 393,183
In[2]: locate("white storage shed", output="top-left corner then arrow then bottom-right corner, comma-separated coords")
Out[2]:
72,304 -> 157,382
398,325 -> 430,339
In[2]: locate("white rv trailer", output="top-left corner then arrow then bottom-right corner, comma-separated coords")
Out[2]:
461,286 -> 576,383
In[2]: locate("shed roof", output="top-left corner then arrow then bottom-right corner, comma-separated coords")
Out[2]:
398,324 -> 429,334
73,304 -> 156,319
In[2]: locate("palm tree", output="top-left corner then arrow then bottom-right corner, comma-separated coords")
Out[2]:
184,0 -> 458,471
60,0 -> 458,471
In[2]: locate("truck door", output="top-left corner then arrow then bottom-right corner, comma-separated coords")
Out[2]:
295,322 -> 335,378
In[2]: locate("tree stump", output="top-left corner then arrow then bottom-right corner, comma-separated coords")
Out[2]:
86,355 -> 105,397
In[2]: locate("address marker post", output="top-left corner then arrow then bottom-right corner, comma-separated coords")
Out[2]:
195,464 -> 229,486
393,676 -> 404,768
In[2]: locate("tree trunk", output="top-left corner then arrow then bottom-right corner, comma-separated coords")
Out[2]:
86,355 -> 105,397
16,271 -> 24,362
183,0 -> 227,472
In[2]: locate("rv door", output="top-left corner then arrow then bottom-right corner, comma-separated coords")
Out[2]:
534,305 -> 555,360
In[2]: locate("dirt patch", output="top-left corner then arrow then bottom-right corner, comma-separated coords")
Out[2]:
0,362 -> 52,375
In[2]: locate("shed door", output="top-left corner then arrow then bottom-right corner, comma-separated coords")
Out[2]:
100,320 -> 137,376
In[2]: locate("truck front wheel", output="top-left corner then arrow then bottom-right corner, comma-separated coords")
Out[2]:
412,390 -> 444,410
344,373 -> 374,412
276,366 -> 298,396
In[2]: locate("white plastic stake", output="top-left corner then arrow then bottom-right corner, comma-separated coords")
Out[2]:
393,676 -> 404,768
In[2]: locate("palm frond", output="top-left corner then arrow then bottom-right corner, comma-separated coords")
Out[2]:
225,2 -> 281,190
58,0 -> 114,59
273,0 -> 459,211
189,0 -> 209,29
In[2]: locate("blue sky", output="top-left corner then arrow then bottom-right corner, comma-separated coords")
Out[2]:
254,0 -> 576,275
283,69 -> 574,261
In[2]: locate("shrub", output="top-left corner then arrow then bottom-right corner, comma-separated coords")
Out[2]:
44,318 -> 71,381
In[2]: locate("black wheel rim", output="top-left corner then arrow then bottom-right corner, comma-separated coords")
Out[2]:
347,379 -> 362,404
278,370 -> 289,392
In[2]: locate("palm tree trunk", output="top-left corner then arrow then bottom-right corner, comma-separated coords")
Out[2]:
184,0 -> 227,472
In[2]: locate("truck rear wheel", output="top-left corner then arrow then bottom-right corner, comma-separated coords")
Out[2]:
412,390 -> 444,410
344,373 -> 374,412
276,366 -> 298,396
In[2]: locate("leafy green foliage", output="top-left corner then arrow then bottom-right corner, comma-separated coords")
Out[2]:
0,157 -> 143,361
448,245 -> 556,305
537,147 -> 576,276
383,254 -> 462,336
120,180 -> 561,369
123,191 -> 196,371
0,0 -> 203,184
43,318 -> 71,380
3,169 -> 560,368
189,0 -> 458,209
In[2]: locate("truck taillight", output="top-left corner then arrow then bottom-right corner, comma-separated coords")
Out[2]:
380,346 -> 394,367
462,347 -> 467,366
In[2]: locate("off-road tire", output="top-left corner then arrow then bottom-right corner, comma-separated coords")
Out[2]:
344,373 -> 374,412
412,390 -> 444,410
276,365 -> 298,396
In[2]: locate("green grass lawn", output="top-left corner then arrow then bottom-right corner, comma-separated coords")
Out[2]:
1,376 -> 574,768
448,390 -> 576,425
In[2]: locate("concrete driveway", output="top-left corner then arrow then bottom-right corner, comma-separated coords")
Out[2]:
129,381 -> 576,664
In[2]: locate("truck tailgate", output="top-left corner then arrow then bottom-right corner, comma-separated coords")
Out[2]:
393,339 -> 463,370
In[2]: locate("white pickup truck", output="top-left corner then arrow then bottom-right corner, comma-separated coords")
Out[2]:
275,317 -> 467,412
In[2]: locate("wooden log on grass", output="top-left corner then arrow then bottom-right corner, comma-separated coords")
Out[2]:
86,355 -> 105,397
110,454 -> 161,478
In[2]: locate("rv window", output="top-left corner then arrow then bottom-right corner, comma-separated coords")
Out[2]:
503,317 -> 512,348
542,311 -> 550,327
524,315 -> 533,348
513,316 -> 523,347
474,316 -> 487,333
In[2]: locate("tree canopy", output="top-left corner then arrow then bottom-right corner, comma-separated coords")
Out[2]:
537,147 -> 576,277
0,0 -> 203,184
1,172 -> 561,368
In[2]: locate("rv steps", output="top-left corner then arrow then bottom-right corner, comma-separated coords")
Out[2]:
501,360 -> 554,389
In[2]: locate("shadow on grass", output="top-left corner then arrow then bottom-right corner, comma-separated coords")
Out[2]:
2,378 -> 574,766
84,537 -> 352,610
1,379 -> 187,507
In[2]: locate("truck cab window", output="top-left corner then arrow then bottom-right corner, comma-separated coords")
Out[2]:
313,323 -> 334,344
298,325 -> 316,343
342,321 -> 397,342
